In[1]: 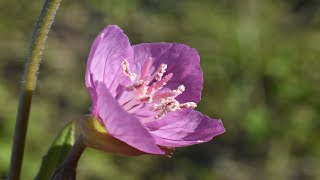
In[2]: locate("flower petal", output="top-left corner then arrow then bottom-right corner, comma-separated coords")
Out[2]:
143,109 -> 191,127
79,115 -> 146,156
146,110 -> 225,147
85,25 -> 134,101
132,43 -> 203,103
95,82 -> 164,154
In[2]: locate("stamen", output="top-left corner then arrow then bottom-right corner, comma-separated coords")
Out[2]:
152,85 -> 185,101
125,80 -> 145,91
179,102 -> 197,108
155,64 -> 167,81
173,85 -> 185,96
153,92 -> 176,101
153,99 -> 181,119
136,85 -> 148,98
153,98 -> 197,119
146,73 -> 173,95
120,59 -> 196,120
140,57 -> 153,80
121,59 -> 136,81
139,96 -> 152,103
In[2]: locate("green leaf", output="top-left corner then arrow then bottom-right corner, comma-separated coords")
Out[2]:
35,121 -> 75,180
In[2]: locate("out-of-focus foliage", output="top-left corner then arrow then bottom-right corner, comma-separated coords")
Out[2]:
1,0 -> 320,179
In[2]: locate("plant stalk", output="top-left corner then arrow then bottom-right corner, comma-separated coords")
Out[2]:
9,0 -> 62,179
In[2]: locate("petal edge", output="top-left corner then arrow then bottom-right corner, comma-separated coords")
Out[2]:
148,110 -> 225,147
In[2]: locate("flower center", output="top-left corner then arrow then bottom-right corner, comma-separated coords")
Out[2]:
120,58 -> 196,119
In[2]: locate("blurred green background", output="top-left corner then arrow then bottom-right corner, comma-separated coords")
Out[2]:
1,0 -> 320,179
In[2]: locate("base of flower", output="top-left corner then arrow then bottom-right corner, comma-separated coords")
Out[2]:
79,114 -> 146,156
78,114 -> 175,157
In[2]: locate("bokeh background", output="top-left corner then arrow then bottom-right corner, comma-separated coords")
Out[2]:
1,0 -> 320,179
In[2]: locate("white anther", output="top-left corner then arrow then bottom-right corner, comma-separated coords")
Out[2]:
155,64 -> 167,81
172,85 -> 185,96
179,102 -> 197,109
121,59 -> 136,81
153,99 -> 181,119
178,85 -> 185,92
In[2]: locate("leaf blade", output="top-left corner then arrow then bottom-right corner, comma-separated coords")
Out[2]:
35,121 -> 75,180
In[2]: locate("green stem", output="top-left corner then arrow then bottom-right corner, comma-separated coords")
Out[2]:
51,137 -> 86,180
9,0 -> 62,179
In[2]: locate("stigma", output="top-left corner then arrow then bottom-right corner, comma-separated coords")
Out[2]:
121,58 -> 196,119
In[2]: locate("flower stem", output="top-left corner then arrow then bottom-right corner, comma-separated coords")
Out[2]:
51,137 -> 86,180
9,0 -> 62,179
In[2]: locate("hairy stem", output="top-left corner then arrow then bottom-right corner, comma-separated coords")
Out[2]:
51,137 -> 86,180
9,0 -> 62,179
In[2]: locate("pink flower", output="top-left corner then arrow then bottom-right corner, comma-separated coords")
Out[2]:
83,25 -> 225,156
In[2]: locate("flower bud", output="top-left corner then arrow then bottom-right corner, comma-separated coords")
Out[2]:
78,114 -> 145,156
